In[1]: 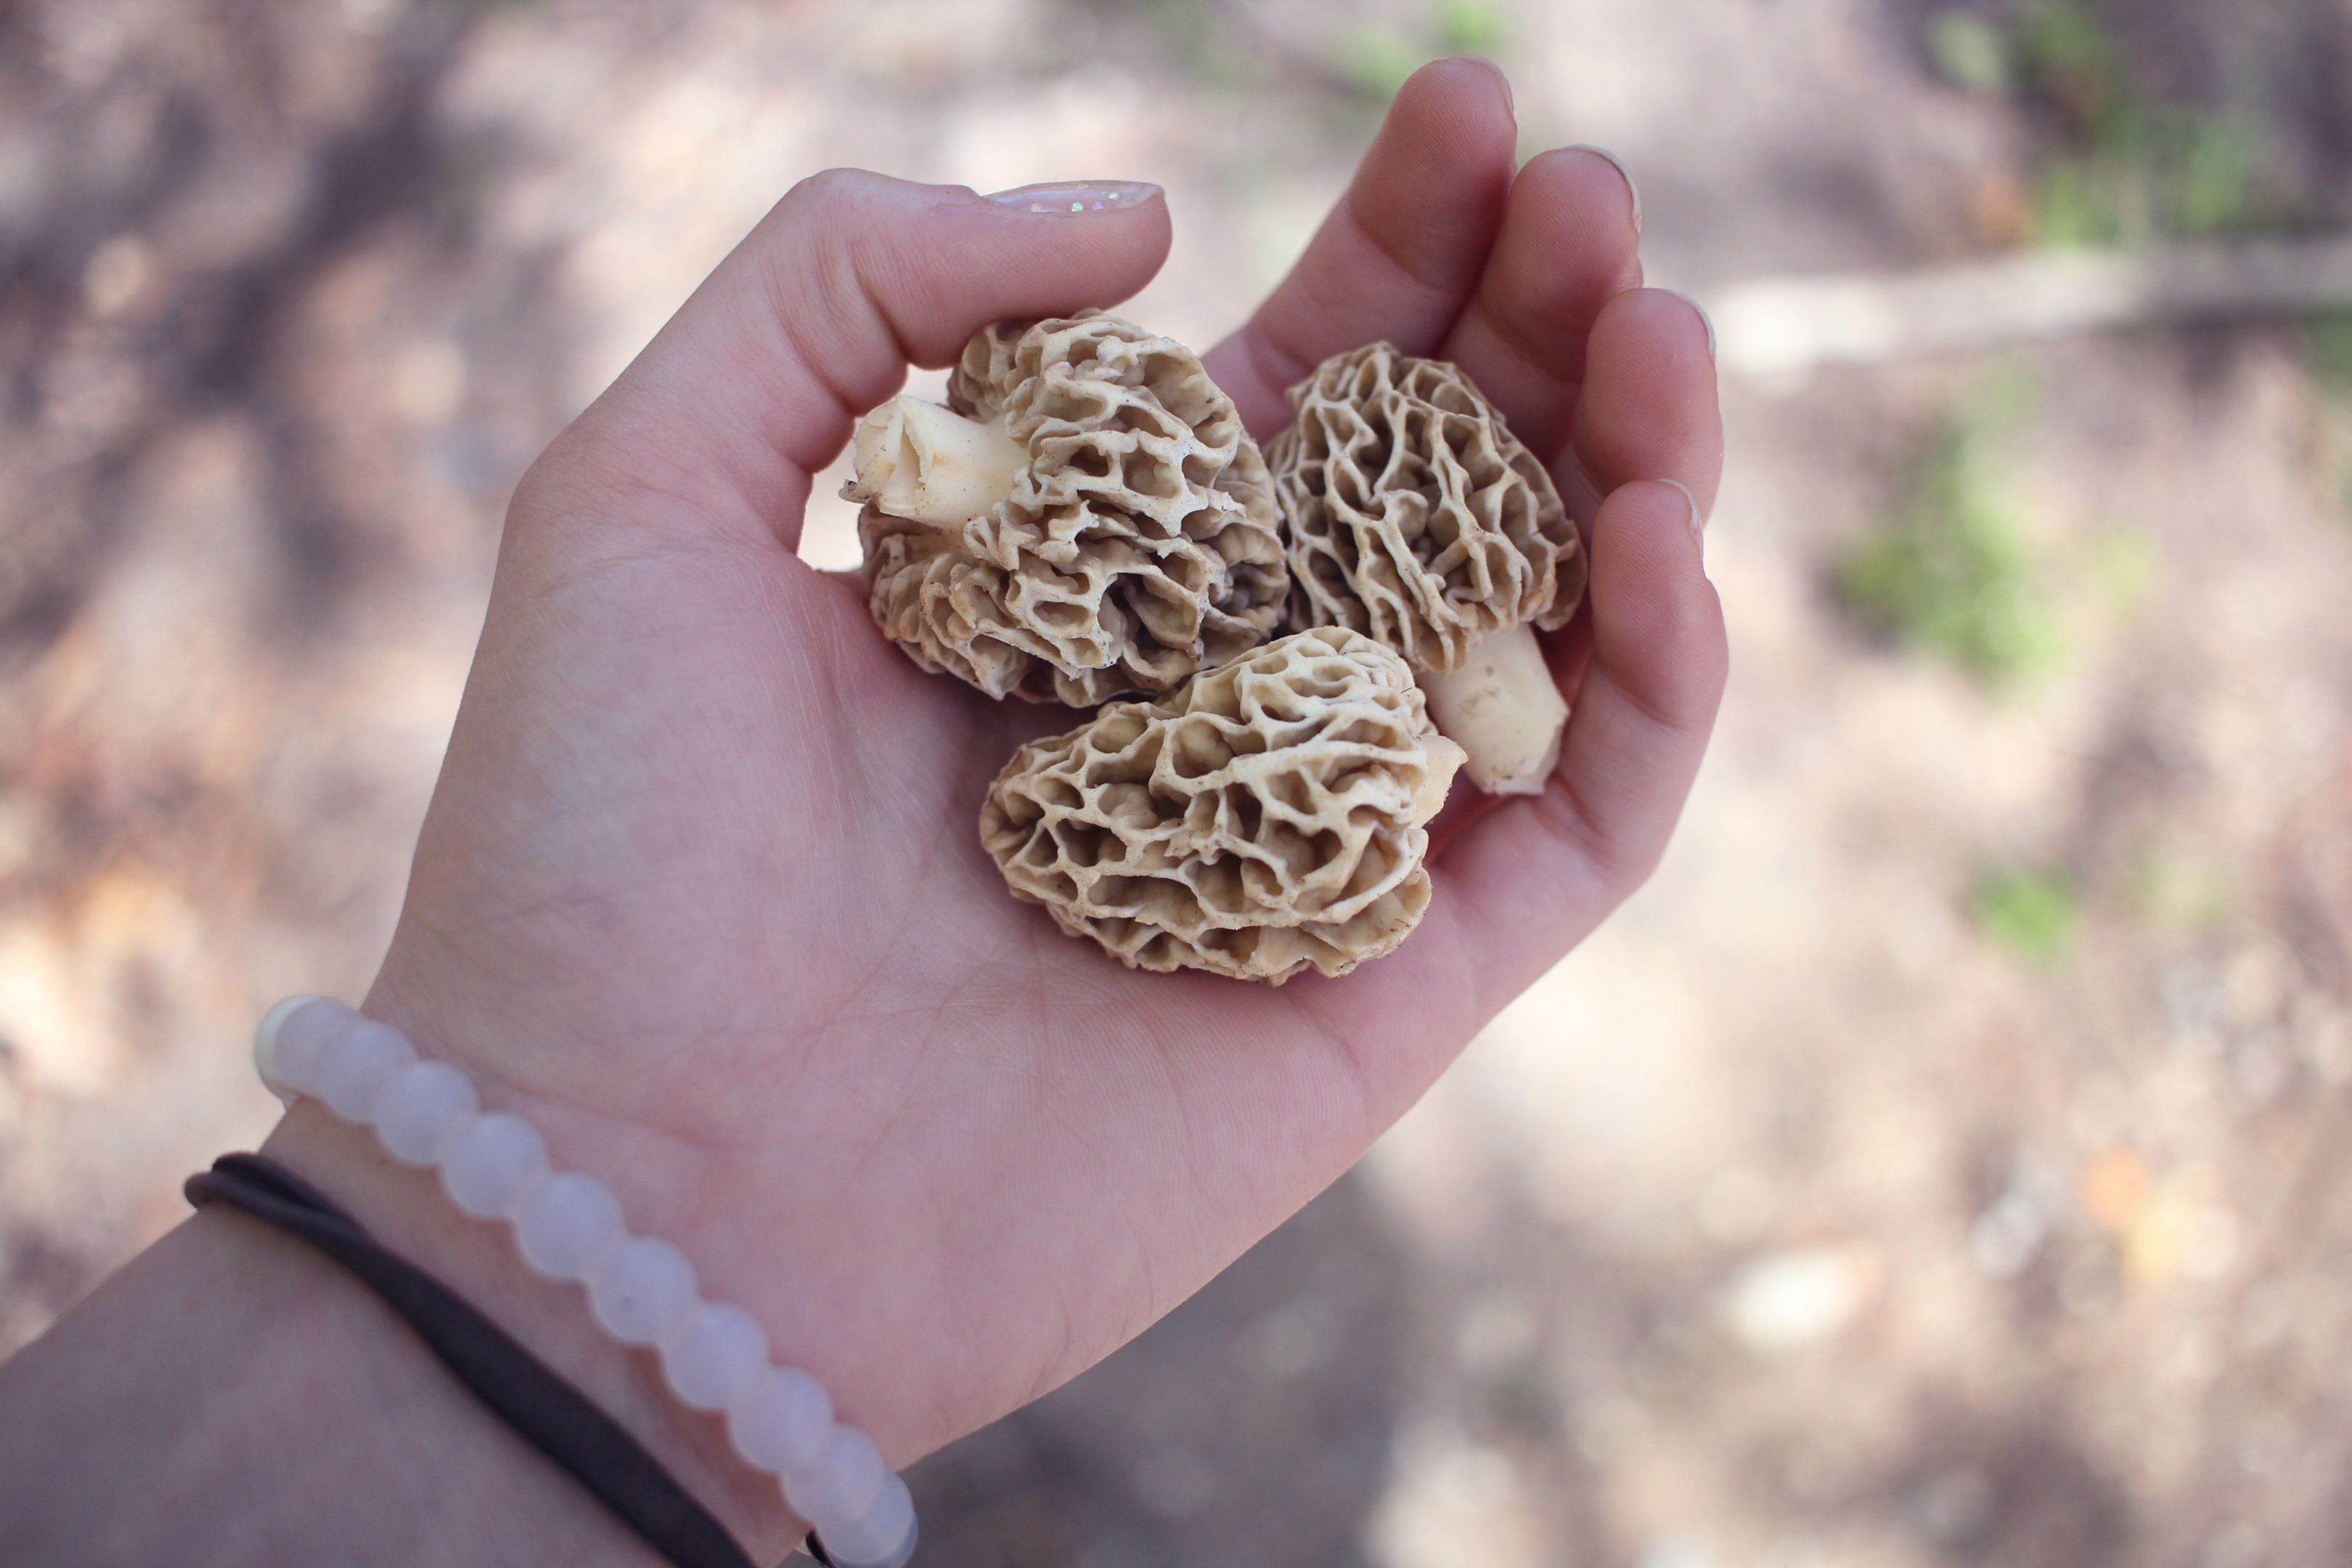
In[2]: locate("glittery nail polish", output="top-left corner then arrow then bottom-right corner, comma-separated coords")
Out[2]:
985,181 -> 1163,215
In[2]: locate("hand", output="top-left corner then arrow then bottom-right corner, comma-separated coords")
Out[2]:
266,56 -> 1725,1557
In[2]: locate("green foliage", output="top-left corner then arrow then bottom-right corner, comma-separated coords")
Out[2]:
1929,12 -> 2009,94
2172,116 -> 2262,234
1124,0 -> 1515,106
1334,22 -> 1427,102
2011,0 -> 2131,142
1434,0 -> 1509,56
1839,375 -> 2065,685
2030,158 -> 2115,248
2302,309 -> 2352,393
1333,0 -> 1511,103
2028,107 -> 2266,246
1975,866 -> 2081,963
1925,3 -> 2276,246
2298,311 -> 2352,514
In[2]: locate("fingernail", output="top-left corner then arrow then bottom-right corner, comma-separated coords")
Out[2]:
1565,144 -> 1641,237
1659,477 -> 1706,550
1470,56 -> 1516,121
986,181 -> 1163,215
1657,287 -> 1716,362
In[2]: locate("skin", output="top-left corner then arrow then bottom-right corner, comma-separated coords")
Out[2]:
0,59 -> 1724,1567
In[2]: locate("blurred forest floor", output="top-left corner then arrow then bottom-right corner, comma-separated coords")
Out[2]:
7,1 -> 2352,1565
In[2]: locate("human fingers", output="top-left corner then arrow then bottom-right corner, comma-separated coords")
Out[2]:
1201,57 -> 1517,438
1562,287 -> 1723,523
531,170 -> 1172,550
1432,146 -> 1643,465
1432,478 -> 1727,1013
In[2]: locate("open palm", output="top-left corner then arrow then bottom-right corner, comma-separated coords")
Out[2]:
266,59 -> 1725,1556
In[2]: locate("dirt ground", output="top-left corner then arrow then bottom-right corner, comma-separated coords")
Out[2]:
7,1 -> 2352,1564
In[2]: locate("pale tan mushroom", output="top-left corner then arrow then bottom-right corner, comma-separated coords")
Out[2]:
979,627 -> 1467,984
1269,343 -> 1588,795
848,311 -> 1289,706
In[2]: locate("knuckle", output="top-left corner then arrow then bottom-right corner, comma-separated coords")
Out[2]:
769,168 -> 885,245
1537,786 -> 1651,898
786,166 -> 873,206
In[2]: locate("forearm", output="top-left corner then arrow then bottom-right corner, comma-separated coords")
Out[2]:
0,1201 -> 656,1568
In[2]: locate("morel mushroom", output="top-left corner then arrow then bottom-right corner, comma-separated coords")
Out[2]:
980,627 -> 1467,984
849,311 -> 1290,706
1270,343 -> 1588,795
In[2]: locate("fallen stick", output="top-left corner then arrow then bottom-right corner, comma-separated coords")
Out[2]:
1710,234 -> 2352,378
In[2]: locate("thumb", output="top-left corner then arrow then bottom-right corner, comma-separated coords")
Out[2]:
542,170 -> 1172,547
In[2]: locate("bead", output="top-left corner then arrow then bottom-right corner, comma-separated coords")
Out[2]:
372,1061 -> 481,1165
727,1366 -> 833,1475
246,992 -> 918,1556
316,1020 -> 417,1122
660,1302 -> 768,1413
783,1424 -> 886,1532
440,1112 -> 550,1219
270,998 -> 357,1097
514,1172 -> 624,1281
252,995 -> 323,1101
247,991 -> 920,1560
814,1474 -> 916,1568
588,1237 -> 699,1347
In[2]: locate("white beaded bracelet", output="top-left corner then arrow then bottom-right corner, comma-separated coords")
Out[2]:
253,995 -> 918,1568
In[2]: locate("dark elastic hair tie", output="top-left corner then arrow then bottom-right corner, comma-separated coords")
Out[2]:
189,1152 -> 835,1568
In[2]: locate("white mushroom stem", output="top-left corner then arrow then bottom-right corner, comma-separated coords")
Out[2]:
1416,624 -> 1569,796
1410,735 -> 1469,826
843,395 -> 1026,526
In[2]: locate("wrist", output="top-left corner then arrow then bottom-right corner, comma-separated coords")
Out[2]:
0,1203 -> 663,1567
258,1040 -> 811,1564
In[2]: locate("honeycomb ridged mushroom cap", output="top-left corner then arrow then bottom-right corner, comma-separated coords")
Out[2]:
1270,343 -> 1588,796
848,311 -> 1290,706
980,627 -> 1467,984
